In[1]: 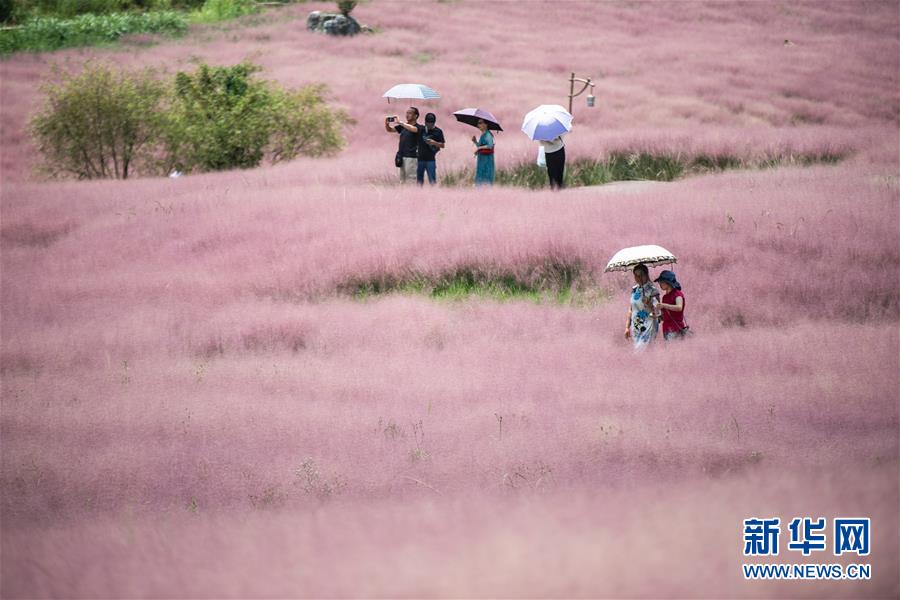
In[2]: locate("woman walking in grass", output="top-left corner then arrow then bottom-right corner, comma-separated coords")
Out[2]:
540,135 -> 565,190
472,119 -> 495,186
624,263 -> 660,349
654,270 -> 689,340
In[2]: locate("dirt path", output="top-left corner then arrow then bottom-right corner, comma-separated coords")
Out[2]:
574,180 -> 672,194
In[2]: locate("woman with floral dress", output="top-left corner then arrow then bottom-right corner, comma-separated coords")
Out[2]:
624,263 -> 660,349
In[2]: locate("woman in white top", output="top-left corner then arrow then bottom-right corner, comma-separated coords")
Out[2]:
540,135 -> 566,190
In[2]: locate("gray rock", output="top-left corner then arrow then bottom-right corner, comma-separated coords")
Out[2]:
306,10 -> 322,31
307,11 -> 363,36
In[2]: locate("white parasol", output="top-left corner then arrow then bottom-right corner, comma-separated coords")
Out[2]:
604,245 -> 677,272
382,83 -> 441,102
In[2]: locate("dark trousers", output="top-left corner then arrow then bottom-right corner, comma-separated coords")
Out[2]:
417,160 -> 436,185
545,146 -> 565,190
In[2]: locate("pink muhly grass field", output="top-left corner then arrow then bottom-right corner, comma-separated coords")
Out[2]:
2,1 -> 899,598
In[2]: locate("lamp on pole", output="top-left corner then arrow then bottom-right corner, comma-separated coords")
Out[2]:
568,72 -> 596,115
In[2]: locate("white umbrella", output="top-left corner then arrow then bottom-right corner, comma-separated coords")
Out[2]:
521,104 -> 573,141
604,245 -> 677,272
382,83 -> 441,102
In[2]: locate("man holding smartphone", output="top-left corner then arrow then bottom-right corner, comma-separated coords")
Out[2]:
384,107 -> 421,184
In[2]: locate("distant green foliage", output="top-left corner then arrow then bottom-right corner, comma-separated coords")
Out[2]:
1,0 -> 265,50
3,0 -> 204,22
0,10 -> 186,52
193,0 -> 255,22
30,62 -> 167,179
30,61 -> 350,179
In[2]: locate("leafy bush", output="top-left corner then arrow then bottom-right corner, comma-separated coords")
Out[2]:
30,62 -> 167,179
30,61 -> 351,179
164,63 -> 274,172
162,63 -> 350,173
267,84 -> 351,160
0,10 -> 186,53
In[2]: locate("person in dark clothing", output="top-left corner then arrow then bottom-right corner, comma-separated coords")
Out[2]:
414,112 -> 445,185
540,135 -> 566,190
385,107 -> 420,184
392,110 -> 445,186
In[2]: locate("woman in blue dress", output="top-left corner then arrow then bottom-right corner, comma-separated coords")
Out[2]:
624,263 -> 660,350
472,119 -> 495,186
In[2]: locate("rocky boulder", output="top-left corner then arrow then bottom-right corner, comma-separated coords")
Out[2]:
306,11 -> 366,36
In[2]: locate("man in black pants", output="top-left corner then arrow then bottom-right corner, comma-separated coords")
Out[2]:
541,135 -> 566,190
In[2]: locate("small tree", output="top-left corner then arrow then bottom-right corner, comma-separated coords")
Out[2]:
336,1 -> 356,16
164,63 -> 274,172
163,62 -> 351,172
30,62 -> 166,179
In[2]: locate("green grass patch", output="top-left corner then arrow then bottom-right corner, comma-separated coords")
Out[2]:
0,10 -> 186,53
441,150 -> 848,189
338,261 -> 613,306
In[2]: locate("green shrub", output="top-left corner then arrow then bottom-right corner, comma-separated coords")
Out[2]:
162,63 -> 350,173
30,61 -> 350,179
164,63 -> 273,171
267,83 -> 351,160
30,62 -> 167,179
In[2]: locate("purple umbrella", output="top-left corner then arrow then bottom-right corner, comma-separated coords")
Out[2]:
452,108 -> 503,131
